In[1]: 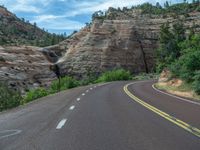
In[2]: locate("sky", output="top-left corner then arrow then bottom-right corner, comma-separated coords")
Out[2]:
0,0 -> 191,35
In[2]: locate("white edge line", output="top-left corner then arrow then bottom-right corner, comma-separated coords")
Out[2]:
56,119 -> 67,129
152,84 -> 200,106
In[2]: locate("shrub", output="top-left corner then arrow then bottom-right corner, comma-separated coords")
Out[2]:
23,88 -> 48,104
193,71 -> 200,95
0,56 -> 5,62
49,76 -> 79,93
0,82 -> 21,111
96,69 -> 132,83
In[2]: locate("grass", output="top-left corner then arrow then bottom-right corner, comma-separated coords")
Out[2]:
0,69 -> 158,112
132,73 -> 158,81
0,82 -> 22,112
95,69 -> 132,83
155,82 -> 200,101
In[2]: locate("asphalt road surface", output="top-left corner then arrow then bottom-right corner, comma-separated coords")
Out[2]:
0,80 -> 199,150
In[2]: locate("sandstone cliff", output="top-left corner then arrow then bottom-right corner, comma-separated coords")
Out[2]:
56,10 -> 200,78
0,6 -> 200,93
0,46 -> 56,94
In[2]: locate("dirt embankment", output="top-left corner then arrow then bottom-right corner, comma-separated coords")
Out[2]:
156,69 -> 200,101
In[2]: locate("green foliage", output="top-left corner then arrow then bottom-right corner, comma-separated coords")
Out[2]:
158,33 -> 200,95
156,22 -> 186,72
138,3 -> 163,14
193,71 -> 200,95
170,34 -> 200,80
132,73 -> 158,81
23,88 -> 48,104
0,56 -> 5,62
0,6 -> 66,46
96,69 -> 132,83
49,76 -> 79,93
0,82 -> 22,111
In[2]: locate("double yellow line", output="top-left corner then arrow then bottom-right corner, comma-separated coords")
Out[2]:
123,83 -> 200,138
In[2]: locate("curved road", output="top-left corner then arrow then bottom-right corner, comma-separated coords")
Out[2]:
0,80 -> 199,150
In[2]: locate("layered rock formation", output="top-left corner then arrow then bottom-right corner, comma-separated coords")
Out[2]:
0,7 -> 200,93
0,46 -> 56,94
57,11 -> 200,78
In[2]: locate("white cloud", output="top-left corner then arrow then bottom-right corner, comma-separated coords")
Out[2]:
0,0 -> 53,13
33,15 -> 65,22
59,0 -> 159,17
32,14 -> 84,30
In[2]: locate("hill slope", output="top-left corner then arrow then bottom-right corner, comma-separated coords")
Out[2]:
0,5 -> 65,47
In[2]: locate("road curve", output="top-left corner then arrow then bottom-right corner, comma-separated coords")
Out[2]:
0,80 -> 199,150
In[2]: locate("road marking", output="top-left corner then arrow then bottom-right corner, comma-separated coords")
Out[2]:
90,88 -> 93,90
69,105 -> 75,110
94,86 -> 96,88
56,119 -> 67,129
86,90 -> 89,93
77,98 -> 81,101
82,93 -> 85,96
152,84 -> 200,106
124,83 -> 200,138
0,130 -> 22,139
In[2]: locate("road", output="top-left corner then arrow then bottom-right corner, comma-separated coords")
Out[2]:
0,80 -> 199,150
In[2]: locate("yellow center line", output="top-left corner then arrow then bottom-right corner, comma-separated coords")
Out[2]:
123,83 -> 200,138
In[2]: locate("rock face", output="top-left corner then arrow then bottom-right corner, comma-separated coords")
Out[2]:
0,46 -> 56,94
57,11 -> 200,78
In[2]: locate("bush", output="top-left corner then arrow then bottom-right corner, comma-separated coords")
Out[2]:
49,76 -> 79,93
193,71 -> 200,95
96,69 -> 132,83
0,56 -> 5,62
170,34 -> 200,82
23,88 -> 48,104
0,82 -> 22,111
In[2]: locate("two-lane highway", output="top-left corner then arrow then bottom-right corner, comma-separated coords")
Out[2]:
0,80 -> 199,150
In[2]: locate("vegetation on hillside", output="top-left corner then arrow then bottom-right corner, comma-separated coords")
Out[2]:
0,82 -> 21,111
95,69 -> 132,82
0,69 -> 157,111
92,1 -> 200,20
156,20 -> 200,95
0,5 -> 66,47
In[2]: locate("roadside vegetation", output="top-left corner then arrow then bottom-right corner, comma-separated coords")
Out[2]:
95,69 -> 132,82
0,82 -> 22,112
0,69 -> 157,112
156,20 -> 200,97
155,81 -> 200,100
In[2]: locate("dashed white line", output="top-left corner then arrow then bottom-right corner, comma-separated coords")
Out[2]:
86,90 -> 89,93
69,105 -> 75,110
0,130 -> 22,139
56,119 -> 67,129
77,98 -> 81,101
90,88 -> 93,90
82,93 -> 85,96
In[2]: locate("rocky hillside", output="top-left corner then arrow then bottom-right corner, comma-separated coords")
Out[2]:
0,2 -> 200,93
56,3 -> 200,78
0,5 -> 65,47
0,46 -> 56,95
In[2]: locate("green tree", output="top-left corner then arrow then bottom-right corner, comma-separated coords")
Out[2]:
156,22 -> 185,72
164,1 -> 170,8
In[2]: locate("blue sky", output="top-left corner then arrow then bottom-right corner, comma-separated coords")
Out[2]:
0,0 -> 190,35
